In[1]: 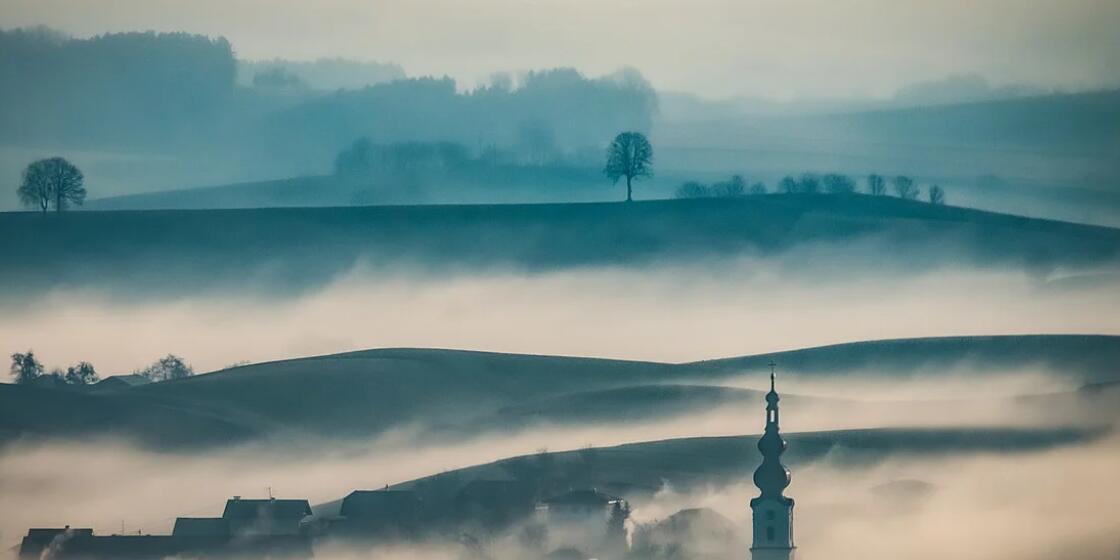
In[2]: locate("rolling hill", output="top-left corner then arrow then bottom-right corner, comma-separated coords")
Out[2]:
1,335 -> 1116,450
2,195 -> 1119,298
314,425 -> 1108,516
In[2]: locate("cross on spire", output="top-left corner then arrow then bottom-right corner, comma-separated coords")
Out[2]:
768,360 -> 776,391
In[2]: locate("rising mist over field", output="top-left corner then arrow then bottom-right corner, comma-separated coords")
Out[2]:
2,2 -> 1119,559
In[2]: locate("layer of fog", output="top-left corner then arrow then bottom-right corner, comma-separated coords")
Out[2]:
8,0 -> 1119,99
3,355 -> 1116,548
1,257 -> 1117,374
2,397 -> 1115,558
632,435 -> 1120,560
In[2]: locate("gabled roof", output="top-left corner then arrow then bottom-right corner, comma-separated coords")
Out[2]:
221,498 -> 312,519
340,490 -> 420,518
543,489 -> 621,507
97,374 -> 152,387
172,517 -> 229,536
25,528 -> 94,538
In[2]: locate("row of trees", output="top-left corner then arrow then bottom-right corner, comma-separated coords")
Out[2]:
8,351 -> 194,386
603,133 -> 947,205
674,172 -> 947,204
9,351 -> 98,385
781,172 -> 946,204
17,157 -> 86,212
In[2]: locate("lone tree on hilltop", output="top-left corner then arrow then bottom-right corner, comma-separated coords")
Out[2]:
928,185 -> 946,205
64,361 -> 99,385
9,351 -> 44,385
604,132 -> 652,202
135,354 -> 194,382
867,174 -> 886,196
18,157 -> 86,213
892,175 -> 919,200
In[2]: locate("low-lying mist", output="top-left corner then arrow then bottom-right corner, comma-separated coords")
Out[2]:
1,255 -> 1118,374
632,435 -> 1120,560
2,361 -> 1115,555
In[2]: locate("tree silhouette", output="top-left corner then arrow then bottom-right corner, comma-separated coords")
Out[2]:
749,182 -> 767,195
675,181 -> 710,199
779,176 -> 799,194
9,351 -> 44,385
823,173 -> 856,194
798,174 -> 821,194
892,175 -> 919,200
867,174 -> 886,196
18,157 -> 85,213
64,362 -> 99,385
135,354 -> 194,381
604,132 -> 652,202
928,185 -> 946,205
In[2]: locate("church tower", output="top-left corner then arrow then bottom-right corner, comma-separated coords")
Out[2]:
750,362 -> 795,560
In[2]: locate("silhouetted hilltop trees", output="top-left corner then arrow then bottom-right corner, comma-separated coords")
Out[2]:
0,27 -> 235,147
134,354 -> 194,382
9,351 -> 99,386
17,157 -> 85,212
275,68 -> 656,163
238,57 -> 405,91
677,172 -> 947,203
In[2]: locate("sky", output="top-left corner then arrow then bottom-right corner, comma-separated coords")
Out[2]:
2,0 -> 1119,99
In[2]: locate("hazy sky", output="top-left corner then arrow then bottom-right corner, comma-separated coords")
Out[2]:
3,0 -> 1119,99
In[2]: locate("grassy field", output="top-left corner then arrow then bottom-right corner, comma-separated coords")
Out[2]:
2,195 -> 1119,297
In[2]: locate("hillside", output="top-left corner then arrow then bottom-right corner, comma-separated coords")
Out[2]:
314,425 -> 1107,515
1,335 -> 1116,450
84,164 -> 620,211
3,195 -> 1119,298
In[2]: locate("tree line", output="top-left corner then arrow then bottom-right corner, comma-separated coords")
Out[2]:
8,350 -> 194,386
675,172 -> 947,204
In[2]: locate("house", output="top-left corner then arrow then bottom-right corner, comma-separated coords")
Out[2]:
172,517 -> 229,537
18,528 -> 310,559
334,489 -> 423,538
221,497 -> 313,537
92,374 -> 152,391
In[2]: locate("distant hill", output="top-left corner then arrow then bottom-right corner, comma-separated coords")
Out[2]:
315,425 -> 1106,515
1,335 -> 1116,450
4,196 -> 1119,297
656,90 -> 1120,225
84,164 -> 615,211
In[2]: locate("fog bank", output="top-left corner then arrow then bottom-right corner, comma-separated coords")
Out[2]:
1,259 -> 1117,374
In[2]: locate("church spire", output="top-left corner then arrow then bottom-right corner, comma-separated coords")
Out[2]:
754,361 -> 790,500
751,361 -> 795,559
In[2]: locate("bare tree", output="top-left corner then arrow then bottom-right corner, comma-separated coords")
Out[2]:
779,176 -> 799,194
798,174 -> 821,194
724,174 -> 747,197
675,181 -> 710,199
928,185 -> 946,205
9,351 -> 44,385
135,354 -> 195,382
823,173 -> 856,194
867,174 -> 886,196
749,182 -> 767,195
18,157 -> 86,213
604,132 -> 653,202
892,175 -> 919,200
